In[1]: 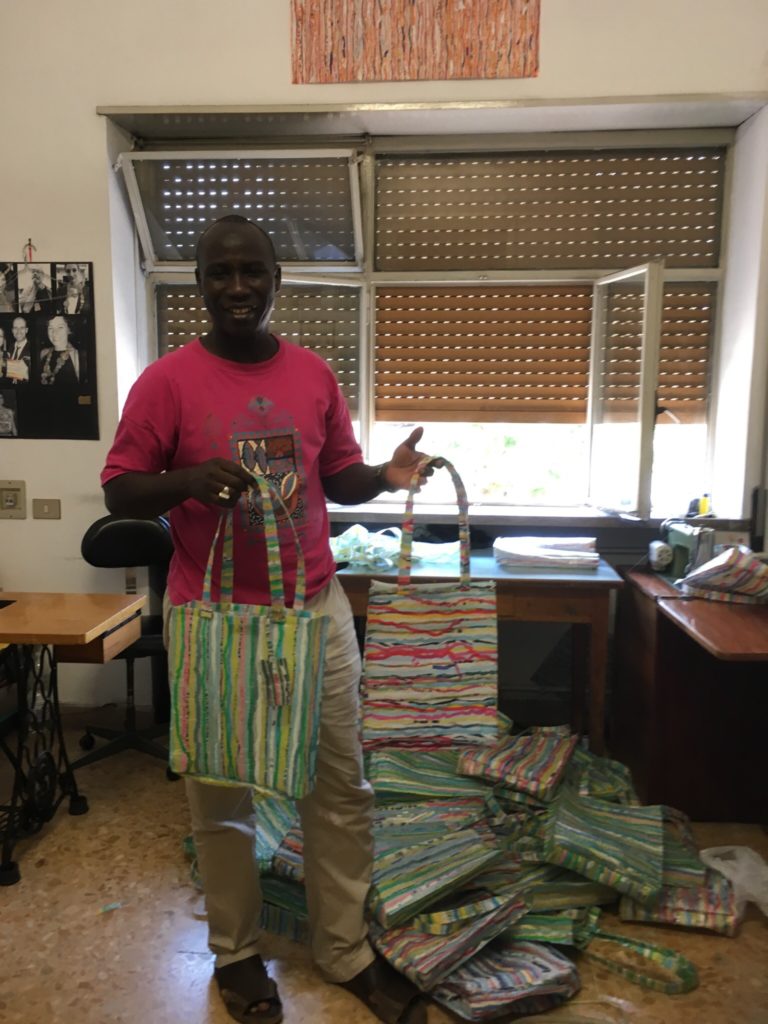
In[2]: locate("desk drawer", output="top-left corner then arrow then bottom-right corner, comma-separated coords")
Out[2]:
54,612 -> 141,664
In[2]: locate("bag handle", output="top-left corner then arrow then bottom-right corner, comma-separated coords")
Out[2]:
202,474 -> 307,613
410,891 -> 514,935
575,924 -> 699,995
398,456 -> 471,590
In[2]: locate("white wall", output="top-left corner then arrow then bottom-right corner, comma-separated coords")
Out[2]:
712,107 -> 768,518
1,0 -> 767,703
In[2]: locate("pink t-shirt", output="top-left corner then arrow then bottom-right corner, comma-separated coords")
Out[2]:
101,337 -> 362,606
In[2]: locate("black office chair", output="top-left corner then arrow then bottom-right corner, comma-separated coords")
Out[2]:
71,514 -> 175,772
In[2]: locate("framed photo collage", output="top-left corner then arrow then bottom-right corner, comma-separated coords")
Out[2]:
0,261 -> 98,440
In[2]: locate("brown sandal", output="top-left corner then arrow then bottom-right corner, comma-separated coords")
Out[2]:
337,954 -> 426,1024
214,955 -> 283,1024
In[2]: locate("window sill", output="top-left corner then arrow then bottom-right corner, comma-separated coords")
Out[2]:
327,500 -> 749,532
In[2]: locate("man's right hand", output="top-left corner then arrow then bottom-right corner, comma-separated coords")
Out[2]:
103,459 -> 256,519
183,458 -> 255,508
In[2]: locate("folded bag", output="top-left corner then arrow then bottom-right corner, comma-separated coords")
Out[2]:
167,475 -> 329,797
362,456 -> 499,750
680,545 -> 768,604
370,897 -> 528,993
431,938 -> 581,1021
458,725 -> 579,802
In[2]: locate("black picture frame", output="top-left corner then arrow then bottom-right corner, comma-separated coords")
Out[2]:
0,261 -> 98,440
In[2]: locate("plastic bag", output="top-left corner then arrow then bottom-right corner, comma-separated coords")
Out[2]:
699,846 -> 768,917
330,524 -> 460,570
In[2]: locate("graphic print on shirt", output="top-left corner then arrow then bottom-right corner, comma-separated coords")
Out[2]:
237,431 -> 304,526
230,397 -> 309,528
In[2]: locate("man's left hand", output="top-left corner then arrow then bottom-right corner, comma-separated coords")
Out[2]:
382,427 -> 442,492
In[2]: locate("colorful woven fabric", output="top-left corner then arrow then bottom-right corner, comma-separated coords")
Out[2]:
431,939 -> 580,1021
543,786 -> 665,903
680,546 -> 768,603
366,748 -> 492,803
506,909 -> 586,946
499,863 -> 617,911
362,458 -> 499,750
372,800 -> 490,857
497,809 -> 549,862
272,823 -> 306,883
260,902 -> 309,944
370,898 -> 527,992
260,875 -> 309,942
255,793 -> 298,872
168,477 -> 328,797
566,746 -> 639,805
619,869 -> 739,936
410,891 -> 515,936
575,919 -> 699,995
661,810 -> 707,889
368,827 -> 501,928
458,726 -> 578,802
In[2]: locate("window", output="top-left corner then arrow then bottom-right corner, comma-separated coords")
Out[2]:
121,138 -> 725,517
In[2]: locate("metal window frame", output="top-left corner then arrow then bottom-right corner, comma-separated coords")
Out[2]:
587,260 -> 665,519
135,133 -> 727,492
119,148 -> 364,274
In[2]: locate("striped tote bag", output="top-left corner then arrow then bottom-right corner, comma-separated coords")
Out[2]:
431,939 -> 581,1020
362,458 -> 498,750
167,476 -> 329,798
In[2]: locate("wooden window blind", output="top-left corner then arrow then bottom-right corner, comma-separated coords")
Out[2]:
374,283 -> 713,424
596,282 -> 645,424
133,156 -> 356,264
375,148 -> 725,271
156,283 -> 361,412
597,283 -> 714,424
375,285 -> 593,423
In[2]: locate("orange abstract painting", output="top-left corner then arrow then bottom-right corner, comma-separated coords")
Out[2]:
291,0 -> 540,84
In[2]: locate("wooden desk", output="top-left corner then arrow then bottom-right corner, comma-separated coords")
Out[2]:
612,572 -> 768,822
337,552 -> 623,754
658,596 -> 768,660
0,591 -> 145,885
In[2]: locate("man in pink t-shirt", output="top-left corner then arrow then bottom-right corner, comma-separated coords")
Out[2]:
101,216 -> 431,1024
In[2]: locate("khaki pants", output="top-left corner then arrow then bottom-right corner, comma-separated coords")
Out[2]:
165,575 -> 375,982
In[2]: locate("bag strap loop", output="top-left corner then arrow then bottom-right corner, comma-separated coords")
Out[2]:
576,924 -> 699,995
398,456 -> 471,590
202,474 -> 307,612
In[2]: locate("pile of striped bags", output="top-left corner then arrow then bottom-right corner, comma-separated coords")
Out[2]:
219,720 -> 742,1020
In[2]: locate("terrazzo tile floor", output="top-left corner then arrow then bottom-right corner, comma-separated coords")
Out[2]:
1,710 -> 766,1024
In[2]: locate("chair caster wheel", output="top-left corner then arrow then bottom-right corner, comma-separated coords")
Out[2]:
68,793 -> 89,816
166,767 -> 181,781
79,733 -> 95,751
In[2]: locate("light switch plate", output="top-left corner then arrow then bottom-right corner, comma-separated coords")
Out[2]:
0,480 -> 26,519
32,498 -> 61,520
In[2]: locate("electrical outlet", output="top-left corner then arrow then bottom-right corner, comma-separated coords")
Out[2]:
0,480 -> 26,519
32,498 -> 61,520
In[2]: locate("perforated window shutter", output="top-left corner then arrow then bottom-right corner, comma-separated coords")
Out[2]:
598,283 -> 714,424
133,156 -> 356,264
375,285 -> 593,423
376,148 -> 725,271
156,283 -> 360,413
374,283 -> 713,424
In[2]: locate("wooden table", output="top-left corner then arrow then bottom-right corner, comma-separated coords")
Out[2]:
0,591 -> 145,885
658,595 -> 768,660
336,551 -> 623,754
612,571 -> 768,822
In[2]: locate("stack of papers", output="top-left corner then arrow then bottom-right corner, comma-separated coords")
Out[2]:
493,536 -> 600,571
